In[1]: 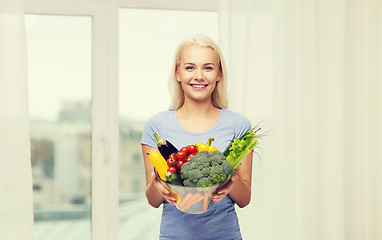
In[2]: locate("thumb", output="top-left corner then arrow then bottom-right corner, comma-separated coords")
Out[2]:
231,174 -> 237,181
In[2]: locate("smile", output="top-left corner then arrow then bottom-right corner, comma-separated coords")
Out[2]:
190,84 -> 208,89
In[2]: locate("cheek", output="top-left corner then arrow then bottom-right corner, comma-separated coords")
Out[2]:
179,73 -> 192,82
208,73 -> 220,82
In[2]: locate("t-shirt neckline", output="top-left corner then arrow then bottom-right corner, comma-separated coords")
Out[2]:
171,109 -> 224,135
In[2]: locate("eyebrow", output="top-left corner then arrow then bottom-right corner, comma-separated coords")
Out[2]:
183,63 -> 216,66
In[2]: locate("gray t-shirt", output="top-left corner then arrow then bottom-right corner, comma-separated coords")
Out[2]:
141,109 -> 251,240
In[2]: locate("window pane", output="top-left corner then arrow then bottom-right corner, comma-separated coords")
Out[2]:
25,14 -> 92,240
118,8 -> 218,239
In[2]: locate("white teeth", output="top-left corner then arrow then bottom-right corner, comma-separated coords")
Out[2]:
192,84 -> 206,88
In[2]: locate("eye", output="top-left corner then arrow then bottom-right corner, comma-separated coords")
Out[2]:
185,66 -> 194,70
204,65 -> 216,71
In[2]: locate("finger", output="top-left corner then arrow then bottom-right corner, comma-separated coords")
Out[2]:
165,196 -> 177,205
150,176 -> 179,206
153,178 -> 170,194
216,181 -> 234,195
212,187 -> 230,202
231,174 -> 238,181
222,173 -> 238,190
211,193 -> 224,202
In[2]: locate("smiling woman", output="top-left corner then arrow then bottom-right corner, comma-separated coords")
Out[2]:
141,34 -> 254,240
118,8 -> 219,240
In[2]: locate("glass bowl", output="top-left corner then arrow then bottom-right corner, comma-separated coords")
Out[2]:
154,169 -> 227,214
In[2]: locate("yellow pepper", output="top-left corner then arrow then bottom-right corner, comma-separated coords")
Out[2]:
195,137 -> 219,152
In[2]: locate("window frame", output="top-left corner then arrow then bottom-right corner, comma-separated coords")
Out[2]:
24,1 -> 218,239
25,1 -> 119,240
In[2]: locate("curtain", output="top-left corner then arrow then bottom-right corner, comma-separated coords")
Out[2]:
0,0 -> 34,239
219,0 -> 382,240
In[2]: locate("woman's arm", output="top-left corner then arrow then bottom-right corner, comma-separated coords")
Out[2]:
142,144 -> 177,208
212,152 -> 253,208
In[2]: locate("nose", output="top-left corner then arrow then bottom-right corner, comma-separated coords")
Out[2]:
194,68 -> 203,81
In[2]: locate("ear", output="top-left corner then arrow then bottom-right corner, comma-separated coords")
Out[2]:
216,71 -> 221,82
175,71 -> 181,82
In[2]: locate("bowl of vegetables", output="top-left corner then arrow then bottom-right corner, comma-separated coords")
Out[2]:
148,128 -> 260,214
159,177 -> 226,214
154,150 -> 232,214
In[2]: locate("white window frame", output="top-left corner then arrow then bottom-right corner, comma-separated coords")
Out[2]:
25,1 -> 119,239
25,1 -> 218,239
117,0 -> 218,11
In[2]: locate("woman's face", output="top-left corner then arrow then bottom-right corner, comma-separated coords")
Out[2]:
176,46 -> 221,105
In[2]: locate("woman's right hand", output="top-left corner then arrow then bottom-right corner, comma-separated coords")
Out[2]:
151,172 -> 177,206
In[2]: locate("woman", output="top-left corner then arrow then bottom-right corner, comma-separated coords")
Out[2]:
141,34 -> 253,240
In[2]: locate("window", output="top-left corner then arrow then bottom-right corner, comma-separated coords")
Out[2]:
24,1 -> 219,239
25,14 -> 92,240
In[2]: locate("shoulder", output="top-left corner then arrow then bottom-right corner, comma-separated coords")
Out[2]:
221,109 -> 252,138
222,109 -> 249,121
221,109 -> 251,127
144,110 -> 174,128
147,110 -> 173,120
141,110 -> 175,148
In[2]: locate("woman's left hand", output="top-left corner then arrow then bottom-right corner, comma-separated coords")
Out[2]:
211,173 -> 237,202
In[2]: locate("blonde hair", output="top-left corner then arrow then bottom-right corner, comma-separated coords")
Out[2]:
168,35 -> 228,110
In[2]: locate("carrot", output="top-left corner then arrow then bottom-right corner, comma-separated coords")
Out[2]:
178,193 -> 193,210
182,193 -> 203,210
203,192 -> 209,211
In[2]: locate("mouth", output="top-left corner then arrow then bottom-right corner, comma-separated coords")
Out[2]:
189,84 -> 208,90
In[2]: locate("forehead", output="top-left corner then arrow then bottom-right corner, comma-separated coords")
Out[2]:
179,46 -> 218,63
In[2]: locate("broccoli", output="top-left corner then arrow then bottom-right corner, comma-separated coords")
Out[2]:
180,151 -> 234,187
182,179 -> 196,187
165,172 -> 183,186
222,160 -> 235,176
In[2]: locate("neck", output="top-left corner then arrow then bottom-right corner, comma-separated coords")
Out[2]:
175,99 -> 221,133
178,99 -> 218,116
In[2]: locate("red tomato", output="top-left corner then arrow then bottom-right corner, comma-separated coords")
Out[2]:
180,147 -> 189,155
187,145 -> 198,154
176,151 -> 186,160
167,158 -> 176,167
169,153 -> 177,160
186,153 -> 196,162
177,160 -> 185,170
167,167 -> 177,173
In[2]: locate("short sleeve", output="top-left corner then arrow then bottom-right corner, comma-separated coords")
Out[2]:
235,113 -> 252,139
141,114 -> 160,149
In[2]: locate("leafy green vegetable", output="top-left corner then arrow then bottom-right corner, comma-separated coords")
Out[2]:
224,128 -> 260,169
